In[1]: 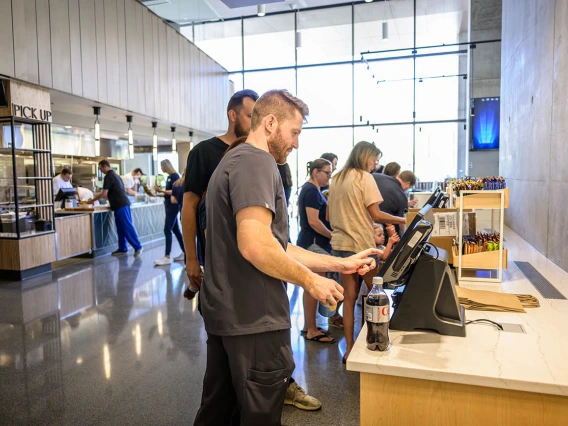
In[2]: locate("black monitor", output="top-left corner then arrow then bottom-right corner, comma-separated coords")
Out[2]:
430,191 -> 445,208
424,187 -> 442,207
55,187 -> 77,208
0,80 -> 8,108
379,204 -> 433,285
406,204 -> 432,233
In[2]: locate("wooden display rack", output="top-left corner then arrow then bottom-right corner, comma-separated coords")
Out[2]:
454,187 -> 510,209
451,249 -> 508,269
456,188 -> 508,283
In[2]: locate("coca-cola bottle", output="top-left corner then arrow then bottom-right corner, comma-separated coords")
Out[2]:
365,276 -> 391,351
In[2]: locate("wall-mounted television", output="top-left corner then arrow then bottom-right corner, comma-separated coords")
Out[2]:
471,97 -> 500,150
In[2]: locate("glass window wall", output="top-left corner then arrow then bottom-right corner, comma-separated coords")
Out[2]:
297,65 -> 352,127
244,69 -> 296,97
297,6 -> 352,65
189,0 -> 473,183
244,15 -> 295,70
193,21 -> 242,71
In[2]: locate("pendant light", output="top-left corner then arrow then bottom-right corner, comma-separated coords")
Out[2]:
126,115 -> 134,159
152,121 -> 158,160
171,126 -> 177,153
382,0 -> 389,40
93,107 -> 101,156
382,22 -> 389,40
189,131 -> 194,151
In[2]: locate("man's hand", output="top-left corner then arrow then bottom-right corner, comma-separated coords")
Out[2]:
408,199 -> 418,207
339,248 -> 381,275
186,258 -> 203,289
305,274 -> 344,308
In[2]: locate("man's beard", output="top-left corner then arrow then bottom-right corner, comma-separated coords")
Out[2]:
267,128 -> 290,165
234,119 -> 250,138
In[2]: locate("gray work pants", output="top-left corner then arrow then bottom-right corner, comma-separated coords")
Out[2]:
194,329 -> 295,426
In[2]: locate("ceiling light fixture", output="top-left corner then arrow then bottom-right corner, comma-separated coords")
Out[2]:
152,121 -> 158,160
365,0 -> 373,3
127,115 -> 134,159
189,131 -> 194,150
171,126 -> 177,153
382,0 -> 389,40
257,4 -> 265,17
93,107 -> 101,156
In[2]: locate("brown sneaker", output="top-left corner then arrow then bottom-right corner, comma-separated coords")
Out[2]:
328,314 -> 344,329
284,381 -> 322,411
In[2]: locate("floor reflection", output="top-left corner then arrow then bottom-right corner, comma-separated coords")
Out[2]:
0,243 -> 359,426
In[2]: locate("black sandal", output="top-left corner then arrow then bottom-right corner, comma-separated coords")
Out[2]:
300,327 -> 330,336
304,334 -> 336,344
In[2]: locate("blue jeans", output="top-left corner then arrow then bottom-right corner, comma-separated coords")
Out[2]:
114,205 -> 142,252
165,206 -> 184,256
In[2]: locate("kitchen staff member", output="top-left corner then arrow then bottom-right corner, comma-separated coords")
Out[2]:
74,185 -> 100,206
53,168 -> 73,195
122,168 -> 143,196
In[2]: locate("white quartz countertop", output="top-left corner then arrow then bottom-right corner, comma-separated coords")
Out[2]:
347,227 -> 568,397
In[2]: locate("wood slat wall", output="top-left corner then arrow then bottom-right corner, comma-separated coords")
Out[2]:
0,0 -> 228,134
35,123 -> 53,224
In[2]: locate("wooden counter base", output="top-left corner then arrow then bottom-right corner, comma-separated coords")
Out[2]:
55,215 -> 92,260
361,373 -> 568,426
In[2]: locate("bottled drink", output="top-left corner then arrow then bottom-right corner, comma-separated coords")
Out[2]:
183,267 -> 203,301
183,283 -> 199,301
365,276 -> 391,351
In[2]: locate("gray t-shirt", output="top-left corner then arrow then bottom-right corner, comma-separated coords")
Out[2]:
202,143 -> 290,336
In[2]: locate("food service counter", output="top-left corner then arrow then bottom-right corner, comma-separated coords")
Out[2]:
347,236 -> 568,426
55,201 -> 165,258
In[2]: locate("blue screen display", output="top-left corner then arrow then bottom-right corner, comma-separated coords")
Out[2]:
471,97 -> 500,150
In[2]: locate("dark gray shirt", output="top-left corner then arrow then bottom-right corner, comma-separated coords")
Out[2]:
202,143 -> 290,336
372,173 -> 407,236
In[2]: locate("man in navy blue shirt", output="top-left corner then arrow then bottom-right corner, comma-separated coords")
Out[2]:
372,170 -> 417,239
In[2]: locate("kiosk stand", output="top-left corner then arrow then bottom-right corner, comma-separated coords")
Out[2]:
379,205 -> 466,337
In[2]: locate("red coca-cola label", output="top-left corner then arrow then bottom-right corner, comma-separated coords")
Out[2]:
365,304 -> 389,323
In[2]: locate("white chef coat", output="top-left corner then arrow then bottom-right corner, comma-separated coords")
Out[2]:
53,174 -> 73,195
76,187 -> 100,206
121,172 -> 139,192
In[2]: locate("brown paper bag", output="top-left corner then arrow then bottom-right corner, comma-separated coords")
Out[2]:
456,286 -> 526,313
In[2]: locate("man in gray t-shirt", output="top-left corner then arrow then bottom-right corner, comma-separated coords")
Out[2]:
194,90 -> 380,426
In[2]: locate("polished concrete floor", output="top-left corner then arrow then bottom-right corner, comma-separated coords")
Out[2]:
0,241 -> 361,426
